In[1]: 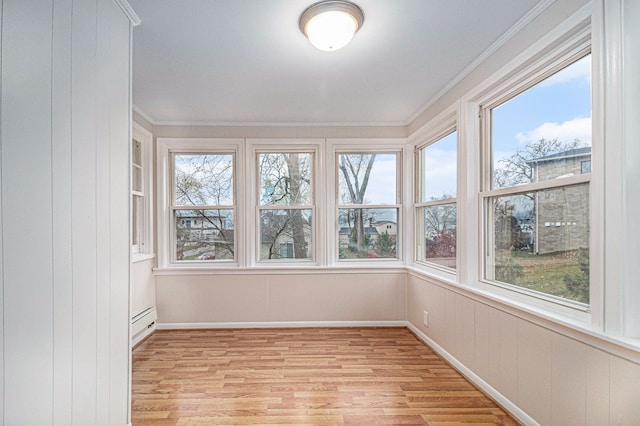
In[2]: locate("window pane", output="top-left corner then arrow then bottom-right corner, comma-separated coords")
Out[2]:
492,55 -> 591,189
338,153 -> 397,205
421,204 -> 456,269
132,139 -> 142,166
421,132 -> 457,201
259,209 -> 312,260
175,209 -> 234,261
132,164 -> 143,193
132,194 -> 143,248
259,153 -> 311,206
174,154 -> 234,206
487,184 -> 589,304
338,208 -> 397,259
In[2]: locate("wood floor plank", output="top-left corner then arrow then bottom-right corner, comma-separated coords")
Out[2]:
132,327 -> 519,425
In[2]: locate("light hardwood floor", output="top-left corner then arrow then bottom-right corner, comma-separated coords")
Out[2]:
132,327 -> 519,425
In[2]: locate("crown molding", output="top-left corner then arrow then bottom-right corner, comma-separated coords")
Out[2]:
114,0 -> 141,26
407,0 -> 556,127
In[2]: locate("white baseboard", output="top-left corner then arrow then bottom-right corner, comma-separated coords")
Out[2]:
132,323 -> 156,347
155,320 -> 407,330
405,323 -> 538,426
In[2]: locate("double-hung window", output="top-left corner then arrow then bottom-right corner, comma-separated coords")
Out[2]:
482,53 -> 592,306
336,152 -> 401,260
416,130 -> 457,270
172,152 -> 236,262
258,152 -> 314,261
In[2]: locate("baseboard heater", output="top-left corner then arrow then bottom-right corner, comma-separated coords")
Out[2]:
131,306 -> 157,337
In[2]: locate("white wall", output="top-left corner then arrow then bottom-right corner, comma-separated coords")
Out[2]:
0,0 -> 134,424
155,271 -> 406,327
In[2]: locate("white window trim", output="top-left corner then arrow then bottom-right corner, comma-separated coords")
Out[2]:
131,122 -> 154,261
248,139 -> 323,267
459,6 -> 596,325
156,138 -> 244,269
412,108 -> 458,275
328,139 -> 406,265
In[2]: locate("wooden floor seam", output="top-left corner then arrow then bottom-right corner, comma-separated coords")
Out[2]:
132,326 -> 520,425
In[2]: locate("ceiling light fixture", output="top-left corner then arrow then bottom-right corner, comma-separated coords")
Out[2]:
299,0 -> 364,52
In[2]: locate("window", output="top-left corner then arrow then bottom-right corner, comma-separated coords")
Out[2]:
258,152 -> 314,261
131,124 -> 153,257
172,153 -> 235,262
337,152 -> 400,259
483,53 -> 591,306
416,131 -> 457,270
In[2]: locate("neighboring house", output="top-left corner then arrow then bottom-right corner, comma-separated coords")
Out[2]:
175,212 -> 234,260
259,211 -> 313,260
527,147 -> 591,254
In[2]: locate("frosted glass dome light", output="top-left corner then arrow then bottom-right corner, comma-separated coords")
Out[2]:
300,1 -> 364,52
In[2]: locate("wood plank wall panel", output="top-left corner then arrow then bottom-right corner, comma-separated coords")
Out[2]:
407,274 -> 640,424
2,1 -> 55,422
52,0 -> 74,423
0,0 -> 133,424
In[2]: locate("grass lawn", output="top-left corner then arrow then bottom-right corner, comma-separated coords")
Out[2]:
496,250 -> 586,303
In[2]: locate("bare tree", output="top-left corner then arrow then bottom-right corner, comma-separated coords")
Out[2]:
494,138 -> 582,188
259,153 -> 311,259
338,154 -> 376,254
174,154 -> 235,259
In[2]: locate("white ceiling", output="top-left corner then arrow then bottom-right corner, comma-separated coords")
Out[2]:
131,0 -> 542,125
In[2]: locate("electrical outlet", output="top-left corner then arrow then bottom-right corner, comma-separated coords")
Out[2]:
423,311 -> 429,327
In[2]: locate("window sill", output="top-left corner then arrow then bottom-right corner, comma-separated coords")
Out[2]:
153,263 -> 407,276
132,253 -> 156,264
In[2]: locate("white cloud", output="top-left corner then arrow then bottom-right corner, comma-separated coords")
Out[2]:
515,117 -> 592,146
423,149 -> 456,199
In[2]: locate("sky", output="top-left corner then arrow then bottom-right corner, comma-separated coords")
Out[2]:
418,54 -> 591,200
492,54 -> 592,162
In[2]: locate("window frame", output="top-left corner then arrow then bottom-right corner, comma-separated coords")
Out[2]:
157,138 -> 244,269
131,123 -> 154,261
255,149 -> 317,264
333,146 -> 403,263
478,47 -> 593,313
414,127 -> 458,273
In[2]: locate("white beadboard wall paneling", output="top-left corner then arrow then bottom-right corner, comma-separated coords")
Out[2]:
0,0 -> 4,420
0,0 -> 133,423
155,272 -> 406,325
497,310 -> 519,405
610,356 -> 640,424
72,0 -> 100,422
551,334 -> 586,425
622,0 -> 640,339
585,346 -> 610,425
2,0 -> 55,423
517,320 -> 553,425
96,0 -> 112,423
52,0 -> 74,423
108,5 -> 132,423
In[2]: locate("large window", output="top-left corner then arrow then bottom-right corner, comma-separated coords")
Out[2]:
337,152 -> 400,259
172,153 -> 235,262
483,53 -> 591,305
416,131 -> 457,269
258,152 -> 314,261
